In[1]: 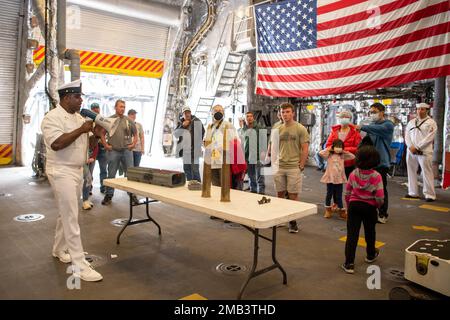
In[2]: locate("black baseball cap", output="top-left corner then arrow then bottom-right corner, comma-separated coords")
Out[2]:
128,109 -> 137,115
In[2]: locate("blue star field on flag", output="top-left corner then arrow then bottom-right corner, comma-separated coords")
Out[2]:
255,0 -> 317,54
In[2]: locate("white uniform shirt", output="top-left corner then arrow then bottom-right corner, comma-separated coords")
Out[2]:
405,116 -> 437,154
41,105 -> 89,167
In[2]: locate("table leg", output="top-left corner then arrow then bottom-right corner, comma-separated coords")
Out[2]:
272,226 -> 287,284
146,197 -> 161,235
237,228 -> 260,300
237,226 -> 288,299
116,194 -> 161,244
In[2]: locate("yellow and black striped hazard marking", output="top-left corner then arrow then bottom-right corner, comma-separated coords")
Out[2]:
339,236 -> 385,248
34,46 -> 164,79
419,204 -> 450,213
0,144 -> 12,165
179,293 -> 208,300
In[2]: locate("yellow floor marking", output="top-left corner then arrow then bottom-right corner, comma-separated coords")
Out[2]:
339,236 -> 385,248
401,197 -> 420,201
419,204 -> 450,212
412,225 -> 439,232
179,293 -> 208,300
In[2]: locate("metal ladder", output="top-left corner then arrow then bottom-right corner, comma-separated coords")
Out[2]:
214,52 -> 245,96
194,97 -> 215,125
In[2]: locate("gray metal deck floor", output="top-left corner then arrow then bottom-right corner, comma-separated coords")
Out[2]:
0,166 -> 449,300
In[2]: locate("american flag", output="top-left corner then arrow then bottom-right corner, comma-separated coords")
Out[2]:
254,0 -> 450,97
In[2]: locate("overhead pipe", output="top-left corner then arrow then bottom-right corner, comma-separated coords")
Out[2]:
31,0 -> 45,34
432,77 -> 446,179
177,0 -> 216,100
46,0 -> 60,107
67,0 -> 181,27
32,0 -> 59,107
57,0 -> 80,81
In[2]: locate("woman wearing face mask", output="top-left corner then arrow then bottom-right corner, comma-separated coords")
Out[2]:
319,139 -> 355,219
325,110 -> 361,178
203,105 -> 240,214
203,104 -> 237,187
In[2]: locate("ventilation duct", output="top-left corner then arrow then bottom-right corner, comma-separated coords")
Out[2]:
57,0 -> 80,81
67,0 -> 181,27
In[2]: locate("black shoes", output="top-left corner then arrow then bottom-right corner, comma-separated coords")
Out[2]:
288,221 -> 299,233
341,263 -> 355,274
101,195 -> 112,205
377,208 -> 388,224
365,248 -> 380,263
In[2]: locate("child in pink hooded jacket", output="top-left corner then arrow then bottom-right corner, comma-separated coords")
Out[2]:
341,145 -> 384,274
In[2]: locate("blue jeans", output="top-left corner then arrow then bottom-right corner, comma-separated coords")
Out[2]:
96,147 -> 108,192
133,151 -> 142,167
105,149 -> 133,197
183,158 -> 201,182
82,161 -> 95,201
375,167 -> 389,218
315,151 -> 326,170
247,164 -> 265,194
325,183 -> 344,208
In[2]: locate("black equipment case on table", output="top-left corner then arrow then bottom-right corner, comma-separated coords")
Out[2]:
127,167 -> 186,188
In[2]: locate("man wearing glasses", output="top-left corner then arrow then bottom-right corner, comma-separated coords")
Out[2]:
356,103 -> 394,224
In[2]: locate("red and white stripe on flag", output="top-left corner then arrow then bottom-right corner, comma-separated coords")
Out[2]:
255,0 -> 450,97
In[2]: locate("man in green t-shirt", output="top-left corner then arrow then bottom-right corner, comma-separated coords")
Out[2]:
270,103 -> 310,233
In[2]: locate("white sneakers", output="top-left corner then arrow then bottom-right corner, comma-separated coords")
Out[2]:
52,250 -> 72,263
82,200 -> 94,210
74,260 -> 103,282
53,252 -> 103,282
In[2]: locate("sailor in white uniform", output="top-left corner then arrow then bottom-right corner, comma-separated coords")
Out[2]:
404,103 -> 437,202
41,80 -> 103,281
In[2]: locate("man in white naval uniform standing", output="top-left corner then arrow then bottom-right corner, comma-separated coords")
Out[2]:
41,80 -> 103,282
404,102 -> 438,202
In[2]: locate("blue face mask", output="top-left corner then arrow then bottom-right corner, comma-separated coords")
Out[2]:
370,113 -> 380,122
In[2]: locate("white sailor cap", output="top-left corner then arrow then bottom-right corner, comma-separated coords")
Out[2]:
416,102 -> 430,109
57,79 -> 83,95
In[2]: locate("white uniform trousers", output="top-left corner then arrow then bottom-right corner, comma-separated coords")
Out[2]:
47,165 -> 86,267
406,150 -> 436,200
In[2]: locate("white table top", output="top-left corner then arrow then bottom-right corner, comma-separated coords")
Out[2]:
104,178 -> 317,229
